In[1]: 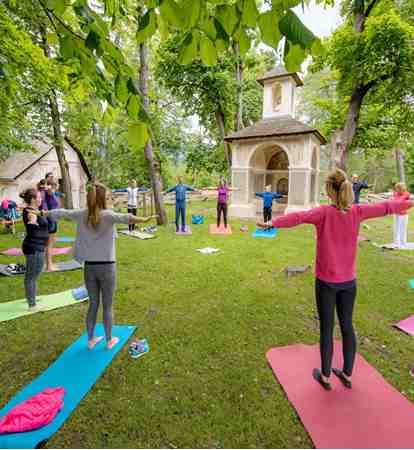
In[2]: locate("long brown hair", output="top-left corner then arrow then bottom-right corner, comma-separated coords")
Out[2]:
87,182 -> 108,229
325,169 -> 354,212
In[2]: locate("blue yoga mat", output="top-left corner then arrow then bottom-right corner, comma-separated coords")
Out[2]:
0,324 -> 136,449
409,279 -> 414,289
56,236 -> 75,243
252,228 -> 278,238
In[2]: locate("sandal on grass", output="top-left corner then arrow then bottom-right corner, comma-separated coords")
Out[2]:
333,368 -> 352,389
312,368 -> 332,391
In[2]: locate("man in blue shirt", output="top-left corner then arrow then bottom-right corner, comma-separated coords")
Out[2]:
352,174 -> 369,204
165,176 -> 198,232
255,185 -> 283,224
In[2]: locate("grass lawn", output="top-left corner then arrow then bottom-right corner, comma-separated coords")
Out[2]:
1,201 -> 414,448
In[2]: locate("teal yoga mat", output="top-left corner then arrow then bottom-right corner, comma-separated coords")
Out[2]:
0,324 -> 136,449
252,228 -> 278,238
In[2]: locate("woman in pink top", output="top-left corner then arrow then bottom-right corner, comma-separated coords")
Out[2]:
258,169 -> 412,391
392,182 -> 411,249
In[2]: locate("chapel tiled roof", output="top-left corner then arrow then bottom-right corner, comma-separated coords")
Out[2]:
224,116 -> 326,144
256,65 -> 303,87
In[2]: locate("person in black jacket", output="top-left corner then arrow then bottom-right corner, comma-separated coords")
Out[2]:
20,188 -> 49,309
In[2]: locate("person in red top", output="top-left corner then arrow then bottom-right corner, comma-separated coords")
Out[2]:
257,169 -> 412,391
392,182 -> 411,249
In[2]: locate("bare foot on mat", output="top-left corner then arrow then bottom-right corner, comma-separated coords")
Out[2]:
88,336 -> 103,350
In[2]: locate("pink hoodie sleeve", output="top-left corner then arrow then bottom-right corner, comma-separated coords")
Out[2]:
272,206 -> 324,228
357,200 -> 412,222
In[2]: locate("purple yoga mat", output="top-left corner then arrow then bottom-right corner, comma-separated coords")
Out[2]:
1,247 -> 72,257
394,315 -> 414,336
175,226 -> 192,235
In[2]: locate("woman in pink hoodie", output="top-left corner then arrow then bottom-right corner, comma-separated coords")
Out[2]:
258,169 -> 412,391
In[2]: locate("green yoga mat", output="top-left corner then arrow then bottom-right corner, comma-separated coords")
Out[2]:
0,289 -> 88,323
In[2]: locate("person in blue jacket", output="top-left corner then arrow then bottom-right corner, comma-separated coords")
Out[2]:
165,176 -> 198,232
255,185 -> 283,224
352,174 -> 370,204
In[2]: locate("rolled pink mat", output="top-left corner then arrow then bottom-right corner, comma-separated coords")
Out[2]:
266,342 -> 414,448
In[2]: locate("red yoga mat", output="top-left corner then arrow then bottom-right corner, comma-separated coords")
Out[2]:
1,247 -> 72,257
266,342 -> 414,449
394,315 -> 414,336
209,224 -> 232,235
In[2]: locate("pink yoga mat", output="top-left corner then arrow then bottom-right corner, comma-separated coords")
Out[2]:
266,342 -> 414,448
1,247 -> 72,257
394,315 -> 414,336
209,224 -> 232,235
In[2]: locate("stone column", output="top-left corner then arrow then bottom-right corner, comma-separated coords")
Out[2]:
285,167 -> 312,213
229,168 -> 256,218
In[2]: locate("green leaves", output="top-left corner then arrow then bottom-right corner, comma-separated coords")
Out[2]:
258,9 -> 281,48
127,94 -> 140,120
284,42 -> 306,72
128,122 -> 149,150
183,0 -> 201,29
241,0 -> 259,28
85,30 -> 101,51
200,35 -> 217,66
237,28 -> 251,56
159,0 -> 184,28
46,0 -> 67,15
178,32 -> 199,65
216,4 -> 240,36
115,75 -> 129,104
136,9 -> 158,44
59,35 -> 76,59
279,10 -> 316,49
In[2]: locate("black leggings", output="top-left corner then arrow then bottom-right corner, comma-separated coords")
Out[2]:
128,207 -> 137,231
315,278 -> 357,377
217,203 -> 228,227
263,207 -> 272,223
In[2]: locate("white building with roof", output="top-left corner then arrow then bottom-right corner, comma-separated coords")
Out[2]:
225,65 -> 326,218
0,138 -> 90,208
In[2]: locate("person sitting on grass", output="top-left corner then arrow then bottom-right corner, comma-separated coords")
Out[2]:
19,188 -> 49,310
255,185 -> 283,224
257,168 -> 412,391
165,176 -> 199,232
39,182 -> 156,351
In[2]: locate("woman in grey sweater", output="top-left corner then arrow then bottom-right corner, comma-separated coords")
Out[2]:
42,182 -> 154,350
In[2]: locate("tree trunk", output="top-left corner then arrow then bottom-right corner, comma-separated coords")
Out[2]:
215,109 -> 231,171
334,2 -> 380,173
40,28 -> 73,208
48,92 -> 73,208
395,148 -> 406,183
336,86 -> 367,172
139,42 -> 167,225
329,129 -> 341,170
234,42 -> 244,131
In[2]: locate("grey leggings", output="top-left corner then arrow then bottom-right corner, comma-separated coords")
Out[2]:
84,263 -> 116,341
24,251 -> 45,307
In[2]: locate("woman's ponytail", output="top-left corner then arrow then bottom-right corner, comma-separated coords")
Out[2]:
325,169 -> 354,212
87,182 -> 108,229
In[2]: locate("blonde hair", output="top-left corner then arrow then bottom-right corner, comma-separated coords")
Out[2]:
395,182 -> 406,193
325,169 -> 354,212
87,182 -> 108,229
